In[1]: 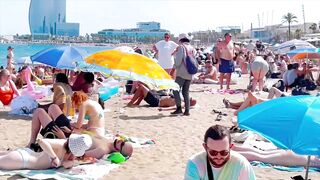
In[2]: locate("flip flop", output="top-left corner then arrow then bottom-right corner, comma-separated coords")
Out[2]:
215,114 -> 223,121
223,99 -> 230,108
212,109 -> 222,114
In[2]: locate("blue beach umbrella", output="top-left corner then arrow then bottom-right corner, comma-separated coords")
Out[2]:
31,46 -> 88,69
238,95 -> 320,179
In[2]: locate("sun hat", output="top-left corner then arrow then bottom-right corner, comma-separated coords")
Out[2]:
178,33 -> 193,41
68,134 -> 92,157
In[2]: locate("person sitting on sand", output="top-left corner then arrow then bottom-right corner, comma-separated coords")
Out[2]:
127,82 -> 197,109
184,125 -> 256,180
0,69 -> 20,106
232,144 -> 320,168
27,104 -> 73,148
0,134 -> 92,170
193,60 -> 218,84
71,91 -> 105,136
223,87 -> 285,116
38,73 -> 73,116
28,92 -> 105,147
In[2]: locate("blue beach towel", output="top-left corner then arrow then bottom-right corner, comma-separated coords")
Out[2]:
251,161 -> 320,172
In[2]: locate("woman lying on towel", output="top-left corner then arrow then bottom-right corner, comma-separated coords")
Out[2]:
223,87 -> 285,116
0,134 -> 91,170
233,144 -> 320,168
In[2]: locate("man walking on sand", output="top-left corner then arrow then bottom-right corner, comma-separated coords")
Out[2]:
217,33 -> 235,89
184,125 -> 256,180
153,33 -> 178,78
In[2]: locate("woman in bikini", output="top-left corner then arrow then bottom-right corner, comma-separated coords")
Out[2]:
71,91 -> 105,136
0,134 -> 91,170
0,69 -> 20,106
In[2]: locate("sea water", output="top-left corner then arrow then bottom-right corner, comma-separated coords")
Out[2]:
0,43 -> 111,68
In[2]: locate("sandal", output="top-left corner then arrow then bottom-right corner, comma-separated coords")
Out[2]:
212,109 -> 222,114
215,114 -> 223,121
223,99 -> 230,108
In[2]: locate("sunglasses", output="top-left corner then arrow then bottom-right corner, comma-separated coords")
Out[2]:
164,36 -> 170,39
113,139 -> 126,154
205,145 -> 229,156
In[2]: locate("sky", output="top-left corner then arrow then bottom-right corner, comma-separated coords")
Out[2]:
0,0 -> 319,36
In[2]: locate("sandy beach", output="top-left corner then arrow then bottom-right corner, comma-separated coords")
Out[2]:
0,74 -> 319,180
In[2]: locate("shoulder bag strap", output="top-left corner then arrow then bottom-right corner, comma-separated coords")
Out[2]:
207,157 -> 214,180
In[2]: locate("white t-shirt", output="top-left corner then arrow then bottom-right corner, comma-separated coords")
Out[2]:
155,40 -> 178,69
184,151 -> 256,180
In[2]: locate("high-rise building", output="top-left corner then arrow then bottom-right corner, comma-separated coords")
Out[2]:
29,0 -> 79,38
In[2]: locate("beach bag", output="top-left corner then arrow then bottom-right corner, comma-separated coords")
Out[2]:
305,79 -> 317,91
291,87 -> 310,96
182,45 -> 198,75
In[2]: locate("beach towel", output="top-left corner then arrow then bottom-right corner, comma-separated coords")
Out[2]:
0,136 -> 155,180
0,159 -> 119,180
9,95 -> 38,116
251,161 -> 320,172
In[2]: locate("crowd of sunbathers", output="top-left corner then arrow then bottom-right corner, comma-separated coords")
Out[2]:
0,65 -> 134,170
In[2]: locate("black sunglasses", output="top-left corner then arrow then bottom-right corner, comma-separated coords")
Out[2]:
205,144 -> 229,156
113,139 -> 126,153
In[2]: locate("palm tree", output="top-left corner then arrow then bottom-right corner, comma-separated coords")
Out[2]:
309,23 -> 317,33
281,12 -> 298,40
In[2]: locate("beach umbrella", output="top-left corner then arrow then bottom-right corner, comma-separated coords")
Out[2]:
31,46 -> 88,69
84,49 -> 178,90
238,96 -> 320,180
15,56 -> 44,66
273,39 -> 315,54
287,48 -> 320,60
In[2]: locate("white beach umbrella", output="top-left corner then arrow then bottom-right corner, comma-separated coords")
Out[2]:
273,39 -> 315,54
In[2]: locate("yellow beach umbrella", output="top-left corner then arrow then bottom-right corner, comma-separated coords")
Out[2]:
84,49 -> 178,90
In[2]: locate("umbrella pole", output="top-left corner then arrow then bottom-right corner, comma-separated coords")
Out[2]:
305,155 -> 311,180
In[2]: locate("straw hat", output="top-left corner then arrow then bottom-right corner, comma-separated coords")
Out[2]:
68,134 -> 92,157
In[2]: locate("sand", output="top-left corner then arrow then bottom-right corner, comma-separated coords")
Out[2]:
0,74 -> 319,180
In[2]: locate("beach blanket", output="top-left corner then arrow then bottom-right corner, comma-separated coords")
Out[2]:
0,136 -> 155,180
0,160 -> 119,180
251,161 -> 320,172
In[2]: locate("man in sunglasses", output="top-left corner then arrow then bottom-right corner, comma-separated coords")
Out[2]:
185,125 -> 256,180
153,32 -> 179,78
84,135 -> 133,159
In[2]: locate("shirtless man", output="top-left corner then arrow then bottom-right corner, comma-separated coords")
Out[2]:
84,135 -> 133,159
216,33 -> 235,89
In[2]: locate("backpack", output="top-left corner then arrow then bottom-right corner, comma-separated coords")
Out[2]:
182,45 -> 198,75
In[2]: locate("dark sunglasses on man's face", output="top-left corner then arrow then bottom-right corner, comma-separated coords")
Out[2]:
164,36 -> 170,39
206,145 -> 229,156
113,139 -> 126,153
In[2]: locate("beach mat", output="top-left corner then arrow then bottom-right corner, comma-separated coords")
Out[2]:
251,161 -> 320,172
0,136 -> 155,180
0,160 -> 119,180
